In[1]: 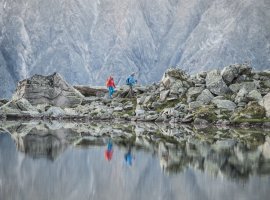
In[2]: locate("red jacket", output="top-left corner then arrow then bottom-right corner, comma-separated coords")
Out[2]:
106,78 -> 116,88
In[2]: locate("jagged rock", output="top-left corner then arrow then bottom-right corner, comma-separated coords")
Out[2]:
196,89 -> 214,104
143,96 -> 154,107
74,86 -> 107,97
45,107 -> 66,118
221,65 -> 238,84
114,107 -> 123,112
0,98 -> 39,115
13,73 -> 84,108
0,99 -> 9,106
161,68 -> 190,89
194,118 -> 210,126
247,90 -> 263,102
170,82 -> 185,95
189,101 -> 204,110
166,68 -> 188,80
212,99 -> 236,111
160,90 -> 170,102
229,82 -> 257,93
221,64 -> 252,84
15,98 -> 39,113
186,87 -> 204,103
206,70 -> 230,95
260,93 -> 270,117
235,88 -> 248,104
181,113 -> 194,123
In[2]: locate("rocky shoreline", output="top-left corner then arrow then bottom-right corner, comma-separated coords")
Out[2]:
0,64 -> 270,127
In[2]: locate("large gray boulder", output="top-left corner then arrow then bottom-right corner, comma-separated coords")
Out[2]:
206,70 -> 230,96
196,89 -> 214,104
221,65 -> 239,84
13,73 -> 84,108
260,93 -> 270,117
229,82 -> 257,93
221,64 -> 252,84
212,99 -> 236,111
247,90 -> 263,102
186,87 -> 204,103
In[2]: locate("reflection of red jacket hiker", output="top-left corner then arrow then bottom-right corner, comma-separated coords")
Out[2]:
105,150 -> 113,161
106,77 -> 116,88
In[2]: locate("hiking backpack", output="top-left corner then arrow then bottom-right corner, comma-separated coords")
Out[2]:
126,77 -> 130,85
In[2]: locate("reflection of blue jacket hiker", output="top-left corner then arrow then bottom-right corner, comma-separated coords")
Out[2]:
107,140 -> 113,151
126,73 -> 137,97
124,147 -> 134,166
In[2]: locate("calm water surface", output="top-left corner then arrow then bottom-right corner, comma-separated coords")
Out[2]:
0,121 -> 270,200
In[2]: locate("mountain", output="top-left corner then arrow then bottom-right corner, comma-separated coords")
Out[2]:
0,0 -> 270,98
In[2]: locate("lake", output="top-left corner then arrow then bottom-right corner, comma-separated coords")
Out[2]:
0,121 -> 270,200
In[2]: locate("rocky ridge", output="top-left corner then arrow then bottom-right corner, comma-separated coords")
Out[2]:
0,63 -> 270,127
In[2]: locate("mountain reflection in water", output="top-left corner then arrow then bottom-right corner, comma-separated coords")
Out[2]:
0,121 -> 270,200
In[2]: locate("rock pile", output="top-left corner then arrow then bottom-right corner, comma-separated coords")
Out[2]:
0,64 -> 269,126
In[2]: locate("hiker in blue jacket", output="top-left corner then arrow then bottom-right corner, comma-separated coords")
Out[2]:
126,72 -> 137,97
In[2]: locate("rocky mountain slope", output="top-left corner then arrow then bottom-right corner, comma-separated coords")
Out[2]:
0,0 -> 270,98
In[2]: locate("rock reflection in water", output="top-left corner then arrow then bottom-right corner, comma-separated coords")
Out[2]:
0,121 -> 270,200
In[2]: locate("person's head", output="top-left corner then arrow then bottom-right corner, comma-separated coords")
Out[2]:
109,76 -> 113,79
131,72 -> 135,77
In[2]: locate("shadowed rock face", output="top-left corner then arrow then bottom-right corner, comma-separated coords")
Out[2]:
0,0 -> 270,98
12,73 -> 83,108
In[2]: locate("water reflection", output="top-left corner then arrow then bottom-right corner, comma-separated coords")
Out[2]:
0,121 -> 270,200
124,146 -> 134,166
105,140 -> 113,162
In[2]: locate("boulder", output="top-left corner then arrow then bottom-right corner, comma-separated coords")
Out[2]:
189,101 -> 204,110
0,98 -> 39,115
221,65 -> 239,84
196,89 -> 214,104
229,82 -> 257,93
194,118 -> 210,126
13,73 -> 84,108
235,88 -> 248,104
74,86 -> 107,97
170,82 -> 185,95
186,87 -> 204,102
160,90 -> 170,102
260,93 -> 270,117
161,68 -> 190,88
16,98 -> 39,112
212,99 -> 236,111
206,70 -> 230,95
221,64 -> 252,84
45,107 -> 66,118
247,90 -> 262,102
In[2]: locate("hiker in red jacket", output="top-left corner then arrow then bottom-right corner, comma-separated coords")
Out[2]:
106,76 -> 116,98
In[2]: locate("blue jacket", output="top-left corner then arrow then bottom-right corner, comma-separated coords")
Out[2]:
127,76 -> 137,86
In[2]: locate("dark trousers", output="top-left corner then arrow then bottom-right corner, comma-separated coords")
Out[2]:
127,85 -> 134,97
